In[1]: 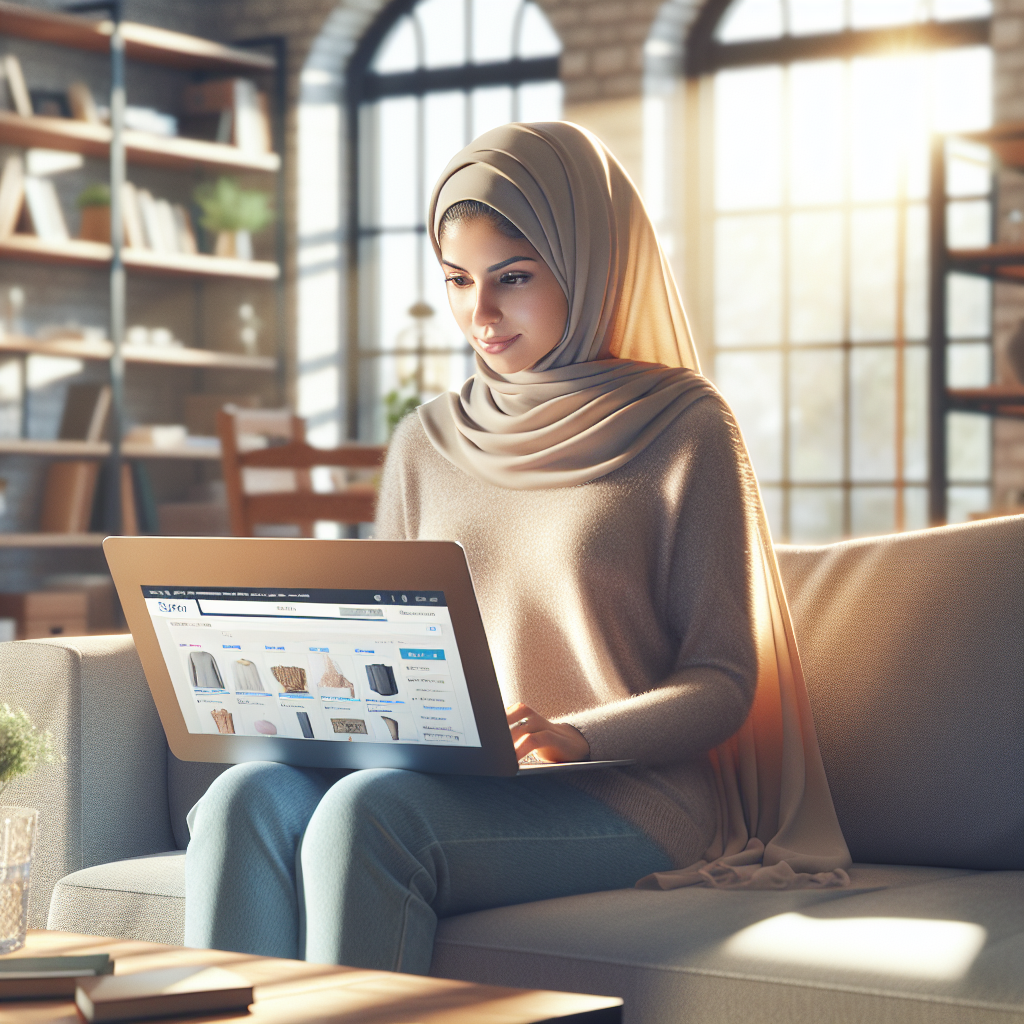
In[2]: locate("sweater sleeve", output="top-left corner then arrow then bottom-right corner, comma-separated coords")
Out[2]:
560,397 -> 761,767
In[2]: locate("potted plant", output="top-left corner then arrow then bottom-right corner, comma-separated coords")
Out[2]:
193,177 -> 274,260
0,705 -> 54,953
77,182 -> 111,243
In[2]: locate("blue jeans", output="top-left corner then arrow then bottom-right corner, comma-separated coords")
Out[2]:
184,763 -> 672,974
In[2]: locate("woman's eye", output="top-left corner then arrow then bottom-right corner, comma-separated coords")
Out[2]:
500,272 -> 531,285
445,275 -> 469,287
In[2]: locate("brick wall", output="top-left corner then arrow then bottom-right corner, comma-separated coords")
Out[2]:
991,0 -> 1024,508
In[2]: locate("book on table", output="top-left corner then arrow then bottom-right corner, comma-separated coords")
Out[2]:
0,954 -> 113,999
75,965 -> 252,1022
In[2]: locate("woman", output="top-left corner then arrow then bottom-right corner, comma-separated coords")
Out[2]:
185,122 -> 850,975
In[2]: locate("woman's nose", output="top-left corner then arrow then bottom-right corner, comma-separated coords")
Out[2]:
473,288 -> 502,326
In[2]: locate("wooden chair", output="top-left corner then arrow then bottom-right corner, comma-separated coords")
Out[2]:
217,407 -> 386,537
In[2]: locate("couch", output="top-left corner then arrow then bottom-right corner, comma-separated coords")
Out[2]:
1,516 -> 1021,1024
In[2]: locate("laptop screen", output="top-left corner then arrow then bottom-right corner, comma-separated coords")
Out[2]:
141,586 -> 482,748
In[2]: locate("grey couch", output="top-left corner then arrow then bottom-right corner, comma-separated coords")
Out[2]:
1,516 -> 1021,1024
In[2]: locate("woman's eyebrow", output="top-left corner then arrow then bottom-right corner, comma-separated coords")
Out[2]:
488,256 -> 536,272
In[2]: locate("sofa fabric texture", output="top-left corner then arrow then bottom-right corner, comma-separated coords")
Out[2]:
0,515 -> 1020,1024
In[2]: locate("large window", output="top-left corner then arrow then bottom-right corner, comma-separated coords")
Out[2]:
694,0 -> 992,540
349,0 -> 562,442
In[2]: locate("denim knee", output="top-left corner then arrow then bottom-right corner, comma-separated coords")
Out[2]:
188,761 -> 324,842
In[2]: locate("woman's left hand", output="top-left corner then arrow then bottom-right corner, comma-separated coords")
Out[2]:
506,702 -> 590,763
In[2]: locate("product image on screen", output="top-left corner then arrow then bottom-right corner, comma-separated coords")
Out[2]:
141,586 -> 482,748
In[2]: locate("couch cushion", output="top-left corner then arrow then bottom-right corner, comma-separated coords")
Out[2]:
432,865 -> 1024,1024
47,851 -> 186,947
775,516 -> 1024,870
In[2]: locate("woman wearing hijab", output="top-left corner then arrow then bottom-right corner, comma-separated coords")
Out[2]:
185,122 -> 850,975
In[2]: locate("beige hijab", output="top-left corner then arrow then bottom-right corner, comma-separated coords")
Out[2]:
421,122 -> 851,888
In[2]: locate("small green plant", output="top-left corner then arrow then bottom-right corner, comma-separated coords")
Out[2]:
77,182 -> 110,208
193,177 -> 274,233
0,705 -> 55,800
384,388 -> 421,436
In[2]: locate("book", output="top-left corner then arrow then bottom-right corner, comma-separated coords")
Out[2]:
23,175 -> 69,242
68,81 -> 100,123
0,953 -> 112,1000
40,384 -> 111,534
121,181 -> 146,249
60,383 -> 112,442
1,54 -> 32,117
136,188 -> 167,252
155,198 -> 179,254
172,203 -> 198,254
181,77 -> 270,154
75,965 -> 251,1022
0,154 -> 24,240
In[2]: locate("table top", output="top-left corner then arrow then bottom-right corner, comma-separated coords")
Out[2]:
0,931 -> 622,1023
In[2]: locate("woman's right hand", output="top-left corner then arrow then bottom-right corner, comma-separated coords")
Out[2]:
506,702 -> 590,763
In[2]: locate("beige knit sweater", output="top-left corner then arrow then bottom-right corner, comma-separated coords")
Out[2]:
375,393 -> 760,867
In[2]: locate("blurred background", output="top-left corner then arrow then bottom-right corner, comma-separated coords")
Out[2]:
0,0 -> 1021,629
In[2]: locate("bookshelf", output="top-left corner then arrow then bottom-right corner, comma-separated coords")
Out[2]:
929,122 -> 1024,523
0,0 -> 284,554
0,235 -> 280,279
0,110 -> 280,173
0,335 -> 275,370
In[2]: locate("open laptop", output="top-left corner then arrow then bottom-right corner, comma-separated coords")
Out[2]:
104,537 -> 633,777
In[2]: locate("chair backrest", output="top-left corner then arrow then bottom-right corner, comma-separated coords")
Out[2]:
217,407 -> 386,537
776,514 -> 1024,871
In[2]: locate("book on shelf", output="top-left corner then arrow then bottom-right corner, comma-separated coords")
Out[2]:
1,54 -> 32,117
121,181 -> 146,249
29,88 -> 71,119
40,384 -> 110,535
173,203 -> 198,253
75,966 -> 252,1023
0,953 -> 113,999
23,176 -> 69,242
67,81 -> 101,124
181,77 -> 271,154
0,154 -> 24,239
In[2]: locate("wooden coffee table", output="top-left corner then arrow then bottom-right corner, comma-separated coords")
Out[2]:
0,930 -> 621,1023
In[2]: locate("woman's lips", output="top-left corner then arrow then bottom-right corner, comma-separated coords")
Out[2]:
475,333 -> 520,354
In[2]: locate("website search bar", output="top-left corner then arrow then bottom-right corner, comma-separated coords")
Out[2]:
196,600 -> 384,619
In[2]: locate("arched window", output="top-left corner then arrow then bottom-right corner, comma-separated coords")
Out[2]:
347,0 -> 562,441
688,0 -> 992,541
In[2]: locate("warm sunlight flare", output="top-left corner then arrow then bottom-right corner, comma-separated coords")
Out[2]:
723,912 -> 988,979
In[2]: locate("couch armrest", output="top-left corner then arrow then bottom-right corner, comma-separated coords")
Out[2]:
0,635 -> 175,928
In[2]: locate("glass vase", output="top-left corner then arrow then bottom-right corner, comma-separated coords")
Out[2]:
0,806 -> 38,954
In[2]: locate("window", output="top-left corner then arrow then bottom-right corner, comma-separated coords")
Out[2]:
693,0 -> 992,540
348,0 -> 562,442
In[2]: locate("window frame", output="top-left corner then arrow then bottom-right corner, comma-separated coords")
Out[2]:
344,0 -> 560,441
684,0 -> 994,539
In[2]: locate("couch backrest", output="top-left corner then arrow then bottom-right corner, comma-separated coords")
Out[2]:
776,515 -> 1023,871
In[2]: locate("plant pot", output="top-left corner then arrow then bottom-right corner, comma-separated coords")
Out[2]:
78,205 -> 111,243
215,229 -> 253,260
0,806 -> 37,953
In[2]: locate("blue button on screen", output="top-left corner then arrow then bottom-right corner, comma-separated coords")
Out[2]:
400,648 -> 445,661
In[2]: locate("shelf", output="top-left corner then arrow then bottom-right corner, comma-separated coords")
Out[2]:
947,385 -> 1024,419
0,335 -> 276,372
0,235 -> 280,280
0,2 -> 274,72
0,112 -> 279,174
947,245 -> 1024,282
0,532 -> 105,548
962,121 -> 1024,173
0,438 -> 222,460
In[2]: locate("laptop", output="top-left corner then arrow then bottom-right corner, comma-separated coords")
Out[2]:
104,537 -> 633,777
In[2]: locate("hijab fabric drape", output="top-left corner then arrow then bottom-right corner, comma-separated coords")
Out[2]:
420,122 -> 851,889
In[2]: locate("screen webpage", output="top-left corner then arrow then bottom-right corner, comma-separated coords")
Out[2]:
142,586 -> 481,748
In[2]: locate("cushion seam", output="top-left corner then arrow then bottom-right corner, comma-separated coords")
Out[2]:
431,942 -> 1022,1012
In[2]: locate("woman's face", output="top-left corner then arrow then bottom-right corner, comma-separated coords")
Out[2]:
439,217 -> 568,374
